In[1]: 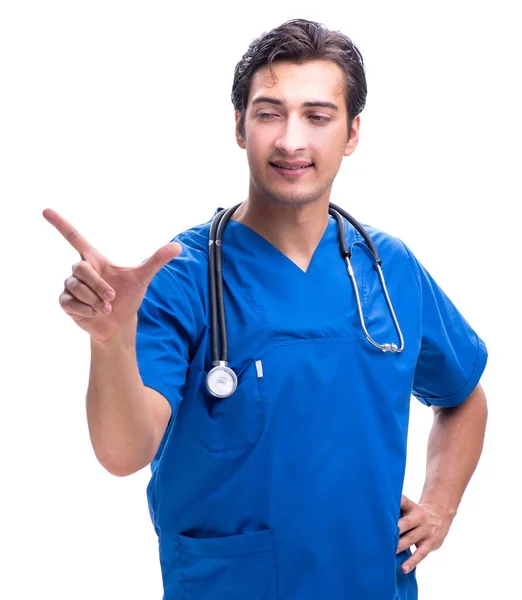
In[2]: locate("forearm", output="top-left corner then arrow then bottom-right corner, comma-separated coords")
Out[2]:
86,322 -> 159,476
419,384 -> 488,515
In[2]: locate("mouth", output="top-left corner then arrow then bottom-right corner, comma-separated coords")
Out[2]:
269,161 -> 314,178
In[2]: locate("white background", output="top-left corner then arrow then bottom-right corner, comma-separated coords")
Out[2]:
1,1 -> 520,598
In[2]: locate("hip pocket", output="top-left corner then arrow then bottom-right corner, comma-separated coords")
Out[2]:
177,529 -> 279,600
196,359 -> 265,452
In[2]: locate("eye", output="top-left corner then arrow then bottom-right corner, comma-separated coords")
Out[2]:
309,115 -> 330,124
257,112 -> 279,120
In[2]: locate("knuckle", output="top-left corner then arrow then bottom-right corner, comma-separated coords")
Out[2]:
72,260 -> 90,276
68,277 -> 80,293
64,275 -> 80,293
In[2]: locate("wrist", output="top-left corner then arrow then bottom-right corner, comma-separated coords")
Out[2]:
90,318 -> 138,350
418,493 -> 458,521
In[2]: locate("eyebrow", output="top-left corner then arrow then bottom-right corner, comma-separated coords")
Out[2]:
251,97 -> 339,110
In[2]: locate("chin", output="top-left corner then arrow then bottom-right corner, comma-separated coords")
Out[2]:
251,172 -> 330,207
265,187 -> 324,207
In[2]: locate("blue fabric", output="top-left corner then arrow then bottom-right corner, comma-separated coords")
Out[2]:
136,214 -> 487,600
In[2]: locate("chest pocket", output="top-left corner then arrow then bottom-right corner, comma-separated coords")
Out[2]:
196,359 -> 265,453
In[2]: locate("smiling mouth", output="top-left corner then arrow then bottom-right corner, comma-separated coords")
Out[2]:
269,162 -> 314,170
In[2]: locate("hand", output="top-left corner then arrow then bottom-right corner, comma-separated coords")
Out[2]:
397,495 -> 455,574
43,208 -> 182,342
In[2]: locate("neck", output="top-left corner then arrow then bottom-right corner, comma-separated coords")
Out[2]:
231,194 -> 331,271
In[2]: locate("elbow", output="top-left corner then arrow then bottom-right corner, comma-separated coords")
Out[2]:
102,462 -> 141,478
89,429 -> 159,477
95,450 -> 152,478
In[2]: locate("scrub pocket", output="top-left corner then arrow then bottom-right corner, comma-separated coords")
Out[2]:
196,359 -> 265,452
177,529 -> 279,600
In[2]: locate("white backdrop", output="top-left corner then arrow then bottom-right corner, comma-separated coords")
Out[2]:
1,1 -> 520,598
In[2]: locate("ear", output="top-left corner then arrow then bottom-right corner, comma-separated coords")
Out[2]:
235,111 -> 246,149
344,115 -> 360,157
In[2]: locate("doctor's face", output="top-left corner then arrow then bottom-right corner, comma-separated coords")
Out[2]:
235,59 -> 360,207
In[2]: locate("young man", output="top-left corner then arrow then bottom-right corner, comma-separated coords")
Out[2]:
44,18 -> 488,600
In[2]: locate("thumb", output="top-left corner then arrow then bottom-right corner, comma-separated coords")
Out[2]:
137,242 -> 182,286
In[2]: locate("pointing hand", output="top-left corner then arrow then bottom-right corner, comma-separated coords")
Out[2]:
43,209 -> 182,342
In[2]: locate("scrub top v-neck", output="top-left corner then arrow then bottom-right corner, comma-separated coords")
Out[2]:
136,213 -> 487,600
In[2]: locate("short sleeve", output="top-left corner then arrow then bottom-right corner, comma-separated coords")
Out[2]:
405,246 -> 488,408
136,260 -> 197,417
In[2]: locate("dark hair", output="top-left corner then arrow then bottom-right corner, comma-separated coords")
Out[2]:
232,18 -> 367,138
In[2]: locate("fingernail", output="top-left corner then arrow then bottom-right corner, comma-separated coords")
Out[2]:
402,565 -> 410,574
103,304 -> 111,314
104,290 -> 115,301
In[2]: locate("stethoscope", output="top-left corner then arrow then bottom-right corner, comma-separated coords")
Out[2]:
206,202 -> 405,398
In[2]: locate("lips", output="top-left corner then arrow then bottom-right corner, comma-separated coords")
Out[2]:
270,160 -> 313,170
269,160 -> 313,179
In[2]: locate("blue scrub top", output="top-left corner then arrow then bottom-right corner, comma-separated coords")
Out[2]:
136,212 -> 487,600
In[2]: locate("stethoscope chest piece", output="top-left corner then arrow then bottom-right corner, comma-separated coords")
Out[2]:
206,362 -> 238,398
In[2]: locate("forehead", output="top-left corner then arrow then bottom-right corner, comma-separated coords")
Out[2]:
248,59 -> 346,107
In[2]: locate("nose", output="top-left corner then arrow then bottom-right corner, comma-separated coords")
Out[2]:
274,115 -> 308,154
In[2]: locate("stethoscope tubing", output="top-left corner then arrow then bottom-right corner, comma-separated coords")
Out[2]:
206,202 -> 405,398
208,203 -> 242,364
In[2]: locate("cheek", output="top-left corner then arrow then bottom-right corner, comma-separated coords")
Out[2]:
315,141 -> 347,168
311,128 -> 347,158
245,138 -> 263,162
245,131 -> 274,162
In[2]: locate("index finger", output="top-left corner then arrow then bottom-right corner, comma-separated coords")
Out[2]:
42,208 -> 95,257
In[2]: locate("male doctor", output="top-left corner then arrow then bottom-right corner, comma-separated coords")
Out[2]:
44,18 -> 488,600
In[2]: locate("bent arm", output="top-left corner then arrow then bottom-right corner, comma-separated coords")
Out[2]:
419,383 -> 488,515
86,321 -> 172,477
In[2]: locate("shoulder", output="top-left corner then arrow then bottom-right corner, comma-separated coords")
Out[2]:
359,223 -> 412,262
169,220 -> 211,278
357,223 -> 422,289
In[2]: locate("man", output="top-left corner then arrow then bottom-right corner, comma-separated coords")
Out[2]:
44,18 -> 488,600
